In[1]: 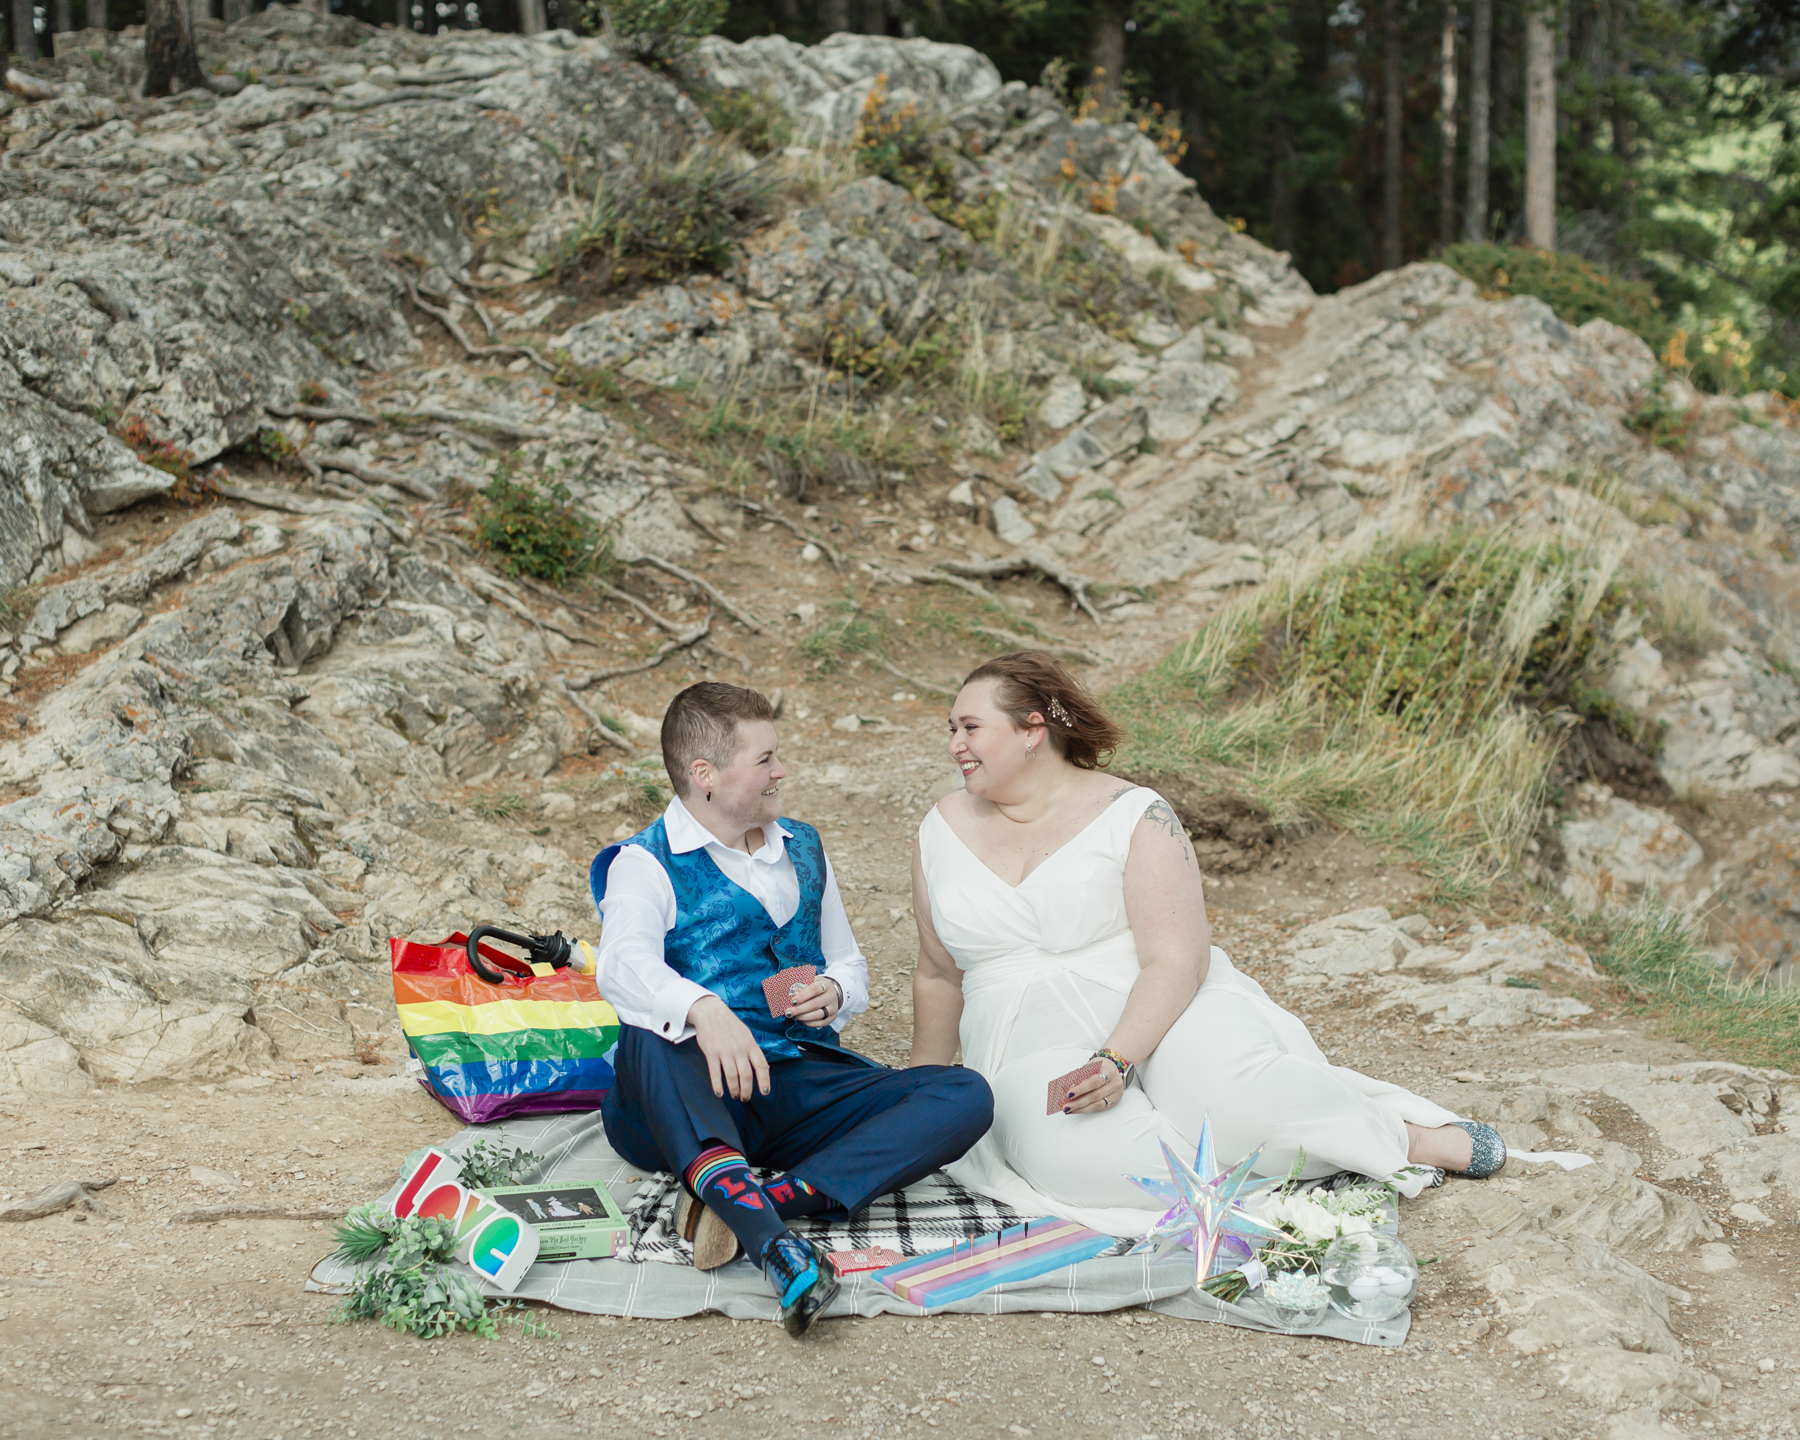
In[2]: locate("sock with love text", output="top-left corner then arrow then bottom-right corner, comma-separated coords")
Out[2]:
764,1172 -> 834,1220
684,1144 -> 785,1255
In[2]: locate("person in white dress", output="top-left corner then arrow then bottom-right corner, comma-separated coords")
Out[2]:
908,651 -> 1504,1236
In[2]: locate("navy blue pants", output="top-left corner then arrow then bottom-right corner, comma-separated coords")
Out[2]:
601,1025 -> 994,1215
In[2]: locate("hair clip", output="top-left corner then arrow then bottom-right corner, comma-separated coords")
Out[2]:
1046,696 -> 1074,728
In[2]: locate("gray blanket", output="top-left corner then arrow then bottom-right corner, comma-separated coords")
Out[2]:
305,1111 -> 1411,1345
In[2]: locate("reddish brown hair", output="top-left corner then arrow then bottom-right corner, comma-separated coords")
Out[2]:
961,651 -> 1123,770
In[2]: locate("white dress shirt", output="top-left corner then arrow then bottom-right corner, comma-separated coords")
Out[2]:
595,796 -> 870,1044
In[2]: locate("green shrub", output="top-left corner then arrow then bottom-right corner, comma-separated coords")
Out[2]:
253,427 -> 295,464
1279,533 -> 1630,728
1110,529 -> 1636,900
473,468 -> 614,585
1443,243 -> 1673,355
700,86 -> 792,155
580,0 -> 725,66
851,73 -> 958,217
556,142 -> 770,292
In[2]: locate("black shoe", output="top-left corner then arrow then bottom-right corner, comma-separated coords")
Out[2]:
759,1230 -> 838,1338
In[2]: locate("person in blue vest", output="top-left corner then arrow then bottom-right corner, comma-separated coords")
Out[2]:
591,681 -> 994,1338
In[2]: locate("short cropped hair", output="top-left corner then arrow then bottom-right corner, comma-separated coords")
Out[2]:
660,682 -> 776,797
962,651 -> 1124,770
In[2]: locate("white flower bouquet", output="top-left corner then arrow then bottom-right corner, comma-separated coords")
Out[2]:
1200,1150 -> 1394,1303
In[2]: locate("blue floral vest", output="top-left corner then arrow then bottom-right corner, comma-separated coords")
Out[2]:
590,816 -> 838,1061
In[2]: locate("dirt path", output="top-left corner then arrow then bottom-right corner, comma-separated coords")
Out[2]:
3,341 -> 1798,1440
5,742 -> 1797,1440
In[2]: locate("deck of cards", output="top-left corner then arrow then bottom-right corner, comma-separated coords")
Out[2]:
762,964 -> 818,1016
827,1246 -> 904,1277
1047,1060 -> 1102,1114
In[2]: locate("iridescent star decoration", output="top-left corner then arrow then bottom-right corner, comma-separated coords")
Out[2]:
1125,1115 -> 1284,1287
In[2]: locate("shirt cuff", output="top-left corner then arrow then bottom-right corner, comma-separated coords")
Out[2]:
647,975 -> 714,1043
820,961 -> 867,1032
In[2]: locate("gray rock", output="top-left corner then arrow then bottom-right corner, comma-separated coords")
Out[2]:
697,32 -> 1001,143
1036,376 -> 1089,429
991,496 -> 1036,545
1558,784 -> 1704,915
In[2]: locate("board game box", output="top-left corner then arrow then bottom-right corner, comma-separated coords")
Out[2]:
475,1182 -> 631,1261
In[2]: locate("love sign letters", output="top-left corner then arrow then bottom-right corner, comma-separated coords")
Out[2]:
392,1148 -> 540,1292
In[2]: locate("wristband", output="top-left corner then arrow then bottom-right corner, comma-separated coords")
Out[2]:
1092,1047 -> 1134,1084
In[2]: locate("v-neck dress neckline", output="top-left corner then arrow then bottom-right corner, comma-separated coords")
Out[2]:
929,786 -> 1145,891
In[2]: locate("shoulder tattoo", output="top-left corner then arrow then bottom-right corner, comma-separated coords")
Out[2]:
1142,798 -> 1195,865
1109,784 -> 1136,802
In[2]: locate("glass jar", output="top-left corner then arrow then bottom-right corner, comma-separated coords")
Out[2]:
1321,1232 -> 1418,1322
1259,1271 -> 1330,1329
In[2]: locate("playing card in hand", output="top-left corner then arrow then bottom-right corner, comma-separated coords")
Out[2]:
762,964 -> 818,1017
1046,1060 -> 1102,1115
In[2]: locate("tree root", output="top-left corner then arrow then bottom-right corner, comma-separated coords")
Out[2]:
594,579 -> 689,636
405,278 -> 554,374
310,450 -> 439,501
1,1177 -> 118,1222
870,654 -> 959,696
734,499 -> 846,574
567,615 -> 712,689
629,555 -> 769,635
936,554 -> 1106,626
171,1204 -> 341,1224
551,676 -> 636,754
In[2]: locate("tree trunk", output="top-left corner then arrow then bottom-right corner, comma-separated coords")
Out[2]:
143,0 -> 204,93
1523,1 -> 1556,249
1463,0 -> 1490,240
222,0 -> 249,24
1271,122 -> 1297,257
86,0 -> 104,29
1438,0 -> 1457,250
517,0 -> 543,33
822,0 -> 850,33
1382,0 -> 1404,271
1088,0 -> 1124,113
53,0 -> 70,32
11,0 -> 38,59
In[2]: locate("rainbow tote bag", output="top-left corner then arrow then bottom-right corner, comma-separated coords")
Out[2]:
391,932 -> 620,1125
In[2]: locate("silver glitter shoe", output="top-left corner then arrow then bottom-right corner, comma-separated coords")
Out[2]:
1450,1120 -> 1506,1178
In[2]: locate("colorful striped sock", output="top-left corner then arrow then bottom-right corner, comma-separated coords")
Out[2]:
764,1172 -> 834,1220
683,1144 -> 784,1255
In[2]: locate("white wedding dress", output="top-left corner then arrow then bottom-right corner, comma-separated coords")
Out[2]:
920,786 -> 1460,1236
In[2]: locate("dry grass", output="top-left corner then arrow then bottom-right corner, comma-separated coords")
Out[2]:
1111,517 -> 1630,901
1644,574 -> 1723,657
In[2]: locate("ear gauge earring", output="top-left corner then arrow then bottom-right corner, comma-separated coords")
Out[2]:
705,790 -> 713,802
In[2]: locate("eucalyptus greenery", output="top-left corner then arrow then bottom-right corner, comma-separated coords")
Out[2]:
457,1133 -> 544,1190
337,1262 -> 499,1339
329,1206 -> 494,1340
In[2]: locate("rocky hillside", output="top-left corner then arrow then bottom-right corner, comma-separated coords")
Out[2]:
2,10 -> 1799,1429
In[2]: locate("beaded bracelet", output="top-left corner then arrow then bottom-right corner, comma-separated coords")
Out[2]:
1092,1047 -> 1135,1084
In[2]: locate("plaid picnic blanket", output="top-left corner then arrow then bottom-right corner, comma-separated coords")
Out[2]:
625,1167 -> 1041,1264
305,1108 -> 1420,1344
